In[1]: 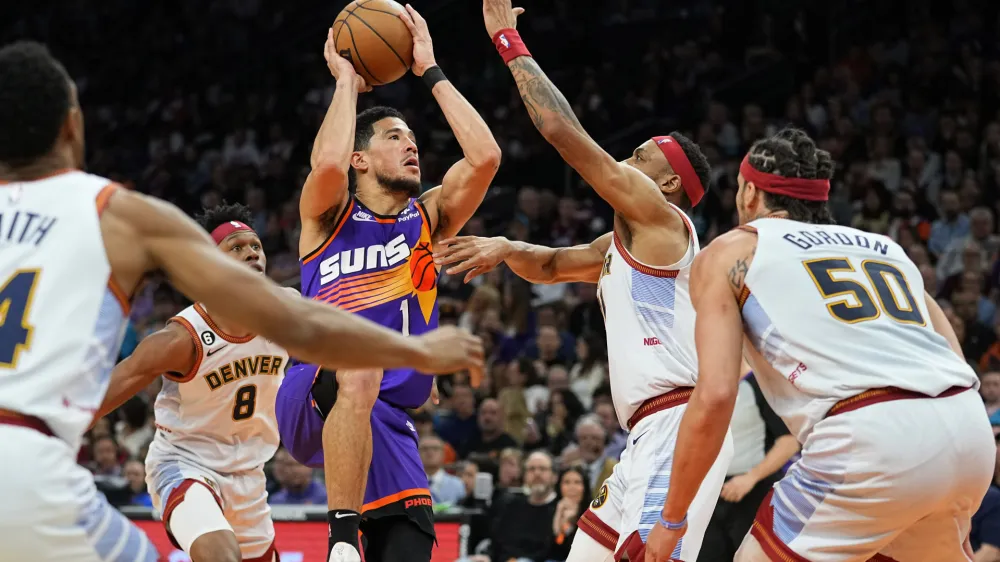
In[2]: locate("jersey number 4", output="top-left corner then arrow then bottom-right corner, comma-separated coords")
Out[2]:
804,258 -> 925,325
0,269 -> 41,368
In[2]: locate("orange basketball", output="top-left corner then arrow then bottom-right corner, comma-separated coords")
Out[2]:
332,0 -> 414,86
409,243 -> 436,292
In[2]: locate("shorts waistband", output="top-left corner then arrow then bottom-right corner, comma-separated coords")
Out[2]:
627,387 -> 694,431
825,385 -> 970,419
0,408 -> 54,437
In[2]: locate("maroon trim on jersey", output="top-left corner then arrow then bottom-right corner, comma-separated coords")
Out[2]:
751,490 -> 810,562
163,317 -> 202,383
825,385 -> 970,419
0,409 -> 53,437
612,206 -> 694,279
161,479 -> 224,550
194,303 -> 255,344
577,509 -> 618,551
738,286 -> 752,310
626,387 -> 694,431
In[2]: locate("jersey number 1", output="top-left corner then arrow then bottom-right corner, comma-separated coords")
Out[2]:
804,258 -> 925,325
400,300 -> 410,336
0,269 -> 41,368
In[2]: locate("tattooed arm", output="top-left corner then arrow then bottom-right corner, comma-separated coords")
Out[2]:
648,229 -> 758,555
482,1 -> 666,224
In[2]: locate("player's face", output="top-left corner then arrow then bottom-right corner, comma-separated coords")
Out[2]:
624,140 -> 680,201
366,117 -> 421,197
220,231 -> 266,275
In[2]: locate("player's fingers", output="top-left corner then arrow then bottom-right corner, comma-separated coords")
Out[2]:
464,266 -> 490,283
405,4 -> 426,24
513,7 -> 525,17
445,256 -> 480,275
398,10 -> 416,31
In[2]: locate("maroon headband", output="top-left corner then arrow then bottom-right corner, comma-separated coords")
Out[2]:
210,220 -> 254,244
653,136 -> 705,206
739,154 -> 830,202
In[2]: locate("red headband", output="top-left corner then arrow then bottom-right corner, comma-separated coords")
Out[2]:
653,136 -> 705,206
739,154 -> 830,202
210,221 -> 254,244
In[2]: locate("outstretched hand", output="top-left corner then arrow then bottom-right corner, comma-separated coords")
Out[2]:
324,27 -> 371,92
398,4 -> 436,76
433,236 -> 512,283
483,0 -> 525,38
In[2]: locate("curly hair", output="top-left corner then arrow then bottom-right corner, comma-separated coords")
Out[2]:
0,42 -> 72,167
194,201 -> 254,233
745,128 -> 836,224
667,131 -> 712,210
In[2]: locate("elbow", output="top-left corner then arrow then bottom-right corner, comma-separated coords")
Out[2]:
469,143 -> 502,173
310,158 -> 350,183
696,381 -> 738,412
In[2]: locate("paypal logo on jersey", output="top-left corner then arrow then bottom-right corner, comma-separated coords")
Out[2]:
398,210 -> 420,222
319,233 -> 410,284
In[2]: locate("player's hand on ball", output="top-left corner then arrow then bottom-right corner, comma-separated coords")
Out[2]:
482,0 -> 525,38
645,520 -> 685,562
434,236 -> 511,283
398,4 -> 436,77
415,326 -> 485,378
324,27 -> 371,92
720,472 -> 757,503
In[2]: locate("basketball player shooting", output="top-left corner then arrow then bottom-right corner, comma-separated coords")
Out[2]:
0,41 -> 483,562
432,3 -> 735,561
276,7 -> 501,562
90,203 -> 289,562
647,129 -> 993,562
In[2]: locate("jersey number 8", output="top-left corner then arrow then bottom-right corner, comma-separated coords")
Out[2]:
804,257 -> 925,326
0,269 -> 41,369
232,384 -> 257,421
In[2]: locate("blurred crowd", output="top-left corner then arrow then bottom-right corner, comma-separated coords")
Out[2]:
8,0 -> 1000,559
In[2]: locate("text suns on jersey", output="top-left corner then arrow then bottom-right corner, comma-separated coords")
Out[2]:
319,233 -> 409,285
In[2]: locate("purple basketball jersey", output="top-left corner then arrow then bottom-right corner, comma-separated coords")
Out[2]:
299,197 -> 438,408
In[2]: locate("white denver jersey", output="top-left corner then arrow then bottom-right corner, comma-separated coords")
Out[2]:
149,303 -> 287,473
598,204 -> 700,429
0,171 -> 128,452
741,218 -> 978,442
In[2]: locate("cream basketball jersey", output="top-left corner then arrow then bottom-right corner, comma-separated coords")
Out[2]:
150,303 -> 287,472
740,218 -> 978,441
598,204 -> 701,428
0,172 -> 128,451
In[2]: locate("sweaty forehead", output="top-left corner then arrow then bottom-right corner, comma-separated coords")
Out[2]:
373,117 -> 412,137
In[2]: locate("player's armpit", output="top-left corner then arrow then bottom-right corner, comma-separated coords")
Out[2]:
925,291 -> 965,358
91,323 -> 195,426
300,167 -> 349,220
103,189 -> 475,374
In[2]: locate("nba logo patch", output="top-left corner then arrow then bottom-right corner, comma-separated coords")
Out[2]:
499,34 -> 510,48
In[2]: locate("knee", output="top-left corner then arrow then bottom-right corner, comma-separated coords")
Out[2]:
335,369 -> 382,411
189,531 -> 241,562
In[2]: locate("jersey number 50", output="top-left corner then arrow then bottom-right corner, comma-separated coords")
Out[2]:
0,269 -> 41,368
804,258 -> 925,325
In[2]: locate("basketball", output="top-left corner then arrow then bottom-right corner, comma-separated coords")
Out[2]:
332,0 -> 414,86
409,242 -> 437,292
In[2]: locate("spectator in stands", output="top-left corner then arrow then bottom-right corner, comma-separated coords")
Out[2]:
982,372 -> 1000,418
486,451 -> 558,562
928,190 -> 970,257
498,359 -> 534,442
529,389 -> 584,457
124,459 -> 152,507
90,435 -> 123,477
115,396 -> 154,458
463,399 -> 518,469
569,334 -> 608,409
269,449 -> 327,505
497,448 -> 524,491
549,466 -> 591,561
573,415 -> 617,499
593,401 -> 627,461
972,485 -> 1000,562
413,410 -> 457,465
457,460 -> 481,508
436,384 -> 479,455
421,435 -> 466,506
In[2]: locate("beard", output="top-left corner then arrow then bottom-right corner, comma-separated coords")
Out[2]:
376,170 -> 421,197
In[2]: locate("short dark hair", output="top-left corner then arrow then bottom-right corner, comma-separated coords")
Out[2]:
746,128 -> 835,224
194,201 -> 254,233
0,41 -> 72,167
349,106 -> 406,190
667,132 -> 712,210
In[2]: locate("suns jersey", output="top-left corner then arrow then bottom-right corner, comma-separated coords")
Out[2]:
0,171 -> 128,452
598,204 -> 701,429
298,196 -> 438,408
149,304 -> 287,473
740,218 -> 978,442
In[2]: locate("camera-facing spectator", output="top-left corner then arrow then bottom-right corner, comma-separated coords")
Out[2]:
463,399 -> 518,471
550,466 -> 591,561
268,448 -> 326,505
421,435 -> 466,506
488,451 -> 559,562
435,383 -> 479,455
124,459 -> 152,507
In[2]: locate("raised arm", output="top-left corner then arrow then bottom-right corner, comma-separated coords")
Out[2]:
481,1 -> 666,225
434,233 -> 612,284
299,29 -> 368,254
399,6 -> 501,241
102,187 -> 482,375
91,323 -> 195,426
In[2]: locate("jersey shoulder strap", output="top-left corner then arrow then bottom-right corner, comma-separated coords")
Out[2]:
166,304 -> 223,382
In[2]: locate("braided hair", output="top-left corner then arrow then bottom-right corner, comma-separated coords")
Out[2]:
745,128 -> 836,224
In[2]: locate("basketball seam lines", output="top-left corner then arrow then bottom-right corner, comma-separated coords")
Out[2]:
343,20 -> 385,85
355,4 -> 402,17
345,11 -> 408,69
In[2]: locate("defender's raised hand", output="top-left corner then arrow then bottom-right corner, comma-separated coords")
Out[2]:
324,27 -> 370,92
434,236 -> 513,283
483,0 -> 524,38
412,326 -> 485,381
398,4 -> 436,76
